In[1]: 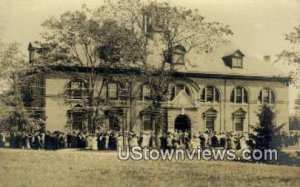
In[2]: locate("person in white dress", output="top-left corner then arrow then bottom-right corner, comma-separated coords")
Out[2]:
240,133 -> 248,150
141,132 -> 150,148
130,134 -> 139,148
117,132 -> 124,150
86,134 -> 91,149
204,131 -> 209,148
91,134 -> 98,150
191,133 -> 199,150
105,132 -> 110,150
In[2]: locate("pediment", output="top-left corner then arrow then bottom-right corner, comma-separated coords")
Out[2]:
170,90 -> 195,108
233,108 -> 246,115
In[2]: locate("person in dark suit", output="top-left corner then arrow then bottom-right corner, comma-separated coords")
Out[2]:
211,132 -> 218,147
70,131 -> 77,148
66,133 -> 72,148
0,131 -> 4,147
99,133 -> 106,150
44,131 -> 51,150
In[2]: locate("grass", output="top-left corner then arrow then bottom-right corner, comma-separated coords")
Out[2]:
0,149 -> 299,187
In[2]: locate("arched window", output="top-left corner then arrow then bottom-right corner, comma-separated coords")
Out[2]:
259,88 -> 275,104
230,87 -> 248,104
106,82 -> 125,100
170,84 -> 191,100
67,79 -> 87,99
201,86 -> 220,103
139,84 -> 152,101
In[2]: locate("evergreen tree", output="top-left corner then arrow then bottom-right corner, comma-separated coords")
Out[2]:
250,105 -> 284,150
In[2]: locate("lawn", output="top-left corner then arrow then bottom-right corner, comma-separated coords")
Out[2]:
0,149 -> 299,187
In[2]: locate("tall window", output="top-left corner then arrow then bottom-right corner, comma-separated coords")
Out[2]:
107,83 -> 117,99
109,116 -> 121,131
71,112 -> 84,130
203,108 -> 217,131
233,108 -> 246,132
170,84 -> 191,100
142,113 -> 153,131
259,88 -> 275,104
230,87 -> 248,104
68,80 -> 87,99
206,116 -> 215,131
67,105 -> 86,131
234,116 -> 244,131
201,86 -> 220,103
140,85 -> 151,101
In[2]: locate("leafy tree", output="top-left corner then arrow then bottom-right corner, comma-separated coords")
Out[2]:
34,1 -> 232,143
0,41 -> 42,132
105,1 -> 233,144
277,25 -> 300,82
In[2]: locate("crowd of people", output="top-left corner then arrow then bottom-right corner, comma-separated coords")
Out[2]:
0,130 -> 299,151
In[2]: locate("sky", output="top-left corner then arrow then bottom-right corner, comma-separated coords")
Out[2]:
0,0 -> 300,112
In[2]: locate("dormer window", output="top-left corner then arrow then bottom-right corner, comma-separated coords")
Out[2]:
164,45 -> 186,65
222,50 -> 245,69
173,45 -> 186,65
232,57 -> 243,68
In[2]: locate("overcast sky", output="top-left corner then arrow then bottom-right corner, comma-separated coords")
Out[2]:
0,0 -> 300,112
0,0 -> 299,58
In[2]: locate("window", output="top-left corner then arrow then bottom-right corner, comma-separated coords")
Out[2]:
143,13 -> 152,34
109,116 -> 121,131
172,45 -> 186,64
142,113 -> 153,131
67,106 -> 86,131
259,88 -> 275,104
201,86 -> 220,103
232,57 -> 242,68
203,108 -> 217,131
230,87 -> 248,104
140,85 -> 151,101
235,116 -> 244,131
68,80 -> 87,99
107,83 -> 118,100
71,112 -> 84,130
206,116 -> 215,131
232,108 -> 246,132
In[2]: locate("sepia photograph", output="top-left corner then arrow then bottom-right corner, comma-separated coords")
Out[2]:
0,0 -> 299,186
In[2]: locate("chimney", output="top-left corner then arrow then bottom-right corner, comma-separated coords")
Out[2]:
28,42 -> 35,63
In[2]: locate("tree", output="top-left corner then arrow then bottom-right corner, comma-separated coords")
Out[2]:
105,1 -> 233,145
34,5 -> 144,132
0,41 -> 42,132
35,1 -> 232,142
250,105 -> 284,152
277,25 -> 300,83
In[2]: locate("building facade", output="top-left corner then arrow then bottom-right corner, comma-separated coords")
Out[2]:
25,46 -> 290,135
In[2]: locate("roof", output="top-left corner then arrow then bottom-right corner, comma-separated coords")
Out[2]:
28,42 -> 290,82
177,43 -> 287,79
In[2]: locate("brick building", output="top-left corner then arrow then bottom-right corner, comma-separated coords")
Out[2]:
25,40 -> 290,135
